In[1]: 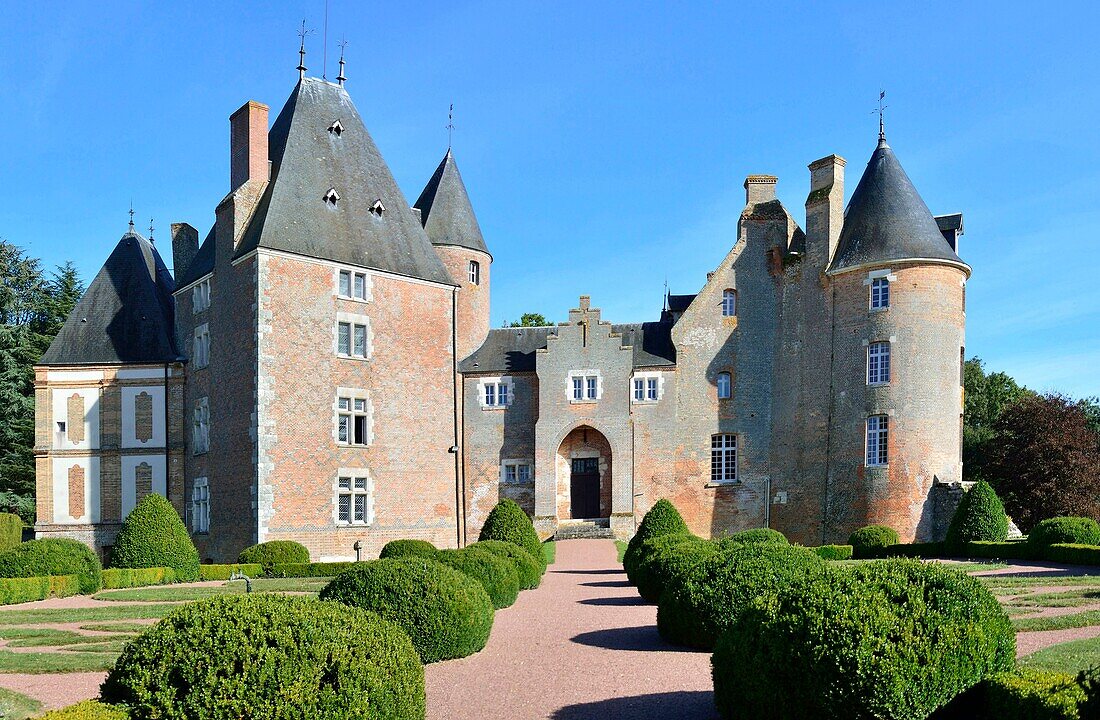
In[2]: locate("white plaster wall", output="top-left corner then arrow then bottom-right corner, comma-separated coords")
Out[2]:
121,385 -> 166,448
120,455 -> 167,518
51,387 -> 100,450
51,456 -> 100,523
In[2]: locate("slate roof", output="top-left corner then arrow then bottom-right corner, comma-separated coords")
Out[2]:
829,138 -> 969,275
39,231 -> 183,366
458,321 -> 676,374
233,78 -> 455,286
934,213 -> 964,234
414,149 -> 490,256
667,294 -> 696,313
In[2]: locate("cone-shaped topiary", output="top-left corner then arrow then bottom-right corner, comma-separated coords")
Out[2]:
471,540 -> 542,590
624,499 -> 688,585
238,540 -> 310,570
947,480 -> 1009,546
436,546 -> 520,609
478,500 -> 544,570
109,494 -> 200,581
0,538 -> 102,594
380,539 -> 438,560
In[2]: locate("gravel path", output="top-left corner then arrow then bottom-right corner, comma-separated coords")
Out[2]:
425,539 -> 716,720
1017,624 -> 1100,657
0,671 -> 105,711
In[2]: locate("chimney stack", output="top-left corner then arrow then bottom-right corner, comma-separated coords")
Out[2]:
805,154 -> 846,272
170,223 -> 199,281
744,175 -> 778,205
229,101 -> 269,191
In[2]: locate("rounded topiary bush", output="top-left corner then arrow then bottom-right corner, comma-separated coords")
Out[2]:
39,701 -> 129,719
319,557 -> 493,663
435,546 -> 520,610
1028,516 -> 1100,547
0,538 -> 102,594
101,594 -> 423,719
238,540 -> 310,569
712,560 -> 1016,720
633,533 -> 712,603
471,540 -> 542,590
623,499 -> 688,585
848,524 -> 901,559
109,494 -> 199,581
657,543 -> 825,650
379,539 -> 438,560
947,480 -> 1009,545
478,500 -> 544,570
722,528 -> 788,546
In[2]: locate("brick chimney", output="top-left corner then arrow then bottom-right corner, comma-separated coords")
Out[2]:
229,101 -> 269,191
805,154 -> 846,272
744,175 -> 778,205
170,223 -> 199,281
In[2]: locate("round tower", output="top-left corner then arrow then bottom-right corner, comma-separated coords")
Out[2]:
825,136 -> 970,543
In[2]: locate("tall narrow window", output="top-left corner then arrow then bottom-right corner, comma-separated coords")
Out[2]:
572,377 -> 584,401
870,277 -> 890,310
192,279 -> 211,313
337,396 -> 371,446
192,397 -> 210,455
722,289 -> 737,317
646,377 -> 658,401
960,347 -> 965,386
717,371 -> 732,399
711,434 -> 738,483
867,342 -> 891,385
468,260 -> 480,285
192,477 -> 210,533
194,324 -> 210,369
866,415 -> 889,466
339,270 -> 351,297
586,376 -> 598,400
336,474 -> 373,525
633,378 -> 646,401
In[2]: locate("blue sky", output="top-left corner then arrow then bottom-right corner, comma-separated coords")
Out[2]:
2,1 -> 1098,396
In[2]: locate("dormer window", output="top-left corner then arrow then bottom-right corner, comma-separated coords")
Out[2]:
324,188 -> 340,207
328,120 -> 343,136
370,199 -> 385,217
722,289 -> 737,317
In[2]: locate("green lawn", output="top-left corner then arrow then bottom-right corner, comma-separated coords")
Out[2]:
0,687 -> 41,720
615,540 -> 628,563
93,577 -> 327,602
1014,609 -> 1100,633
543,541 -> 557,566
0,604 -> 175,626
79,622 -> 155,633
0,650 -> 117,674
1020,635 -> 1100,675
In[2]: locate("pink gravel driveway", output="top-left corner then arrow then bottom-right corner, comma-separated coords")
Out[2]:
426,539 -> 717,720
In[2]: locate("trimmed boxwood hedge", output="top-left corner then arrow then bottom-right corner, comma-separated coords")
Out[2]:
0,574 -> 81,605
713,559 -> 1015,720
1045,543 -> 1100,566
101,567 -> 176,590
471,540 -> 542,590
237,540 -> 310,569
848,524 -> 901,559
0,538 -> 102,594
198,564 -> 263,581
435,546 -> 520,609
657,543 -> 826,650
478,500 -> 544,570
109,494 -> 200,582
947,480 -> 1009,545
1028,516 -> 1100,548
39,701 -> 130,719
624,499 -> 688,585
0,513 -> 22,553
812,544 -> 854,561
380,539 -> 438,560
960,540 -> 1043,561
319,557 -> 494,663
266,562 -> 356,578
723,528 -> 788,546
102,594 -> 424,719
633,534 -> 713,603
982,668 -> 1088,720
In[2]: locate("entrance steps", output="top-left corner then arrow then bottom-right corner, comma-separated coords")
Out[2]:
553,519 -> 615,541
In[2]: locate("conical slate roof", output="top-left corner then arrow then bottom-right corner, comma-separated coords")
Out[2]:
829,138 -> 969,275
233,78 -> 455,286
39,230 -> 182,366
414,149 -> 489,257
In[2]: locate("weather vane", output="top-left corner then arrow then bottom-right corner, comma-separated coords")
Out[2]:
148,218 -> 155,243
297,20 -> 313,80
128,203 -> 135,231
446,104 -> 455,149
873,90 -> 888,142
337,37 -> 348,86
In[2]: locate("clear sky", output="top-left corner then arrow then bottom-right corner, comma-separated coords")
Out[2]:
2,1 -> 1098,396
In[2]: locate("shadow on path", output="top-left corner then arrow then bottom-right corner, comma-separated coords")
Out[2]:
551,569 -> 624,575
550,691 -> 718,720
571,625 -> 703,653
578,580 -> 631,588
577,596 -> 649,607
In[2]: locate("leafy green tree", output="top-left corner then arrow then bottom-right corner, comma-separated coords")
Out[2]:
507,313 -> 550,327
963,357 -> 1030,480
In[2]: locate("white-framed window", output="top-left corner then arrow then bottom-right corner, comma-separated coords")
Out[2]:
193,324 -> 210,369
191,477 -> 209,533
192,279 -> 211,314
867,341 -> 891,385
192,397 -> 209,455
335,472 -> 374,526
501,459 -> 532,484
336,393 -> 372,446
710,434 -> 738,484
468,260 -> 481,285
866,415 -> 889,467
631,372 -> 662,403
870,277 -> 890,310
338,269 -> 370,301
336,314 -> 371,359
722,289 -> 737,317
482,380 -> 511,408
569,371 -> 601,402
717,371 -> 731,399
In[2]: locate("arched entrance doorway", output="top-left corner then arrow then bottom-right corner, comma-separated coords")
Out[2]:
556,426 -> 612,520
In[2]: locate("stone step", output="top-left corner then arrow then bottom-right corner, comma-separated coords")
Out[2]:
553,521 -> 616,540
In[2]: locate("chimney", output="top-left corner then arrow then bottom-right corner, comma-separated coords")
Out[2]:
170,223 -> 199,281
805,154 -> 846,271
229,101 -> 269,191
744,175 -> 778,205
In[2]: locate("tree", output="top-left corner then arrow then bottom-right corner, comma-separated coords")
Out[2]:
507,313 -> 550,327
987,393 -> 1100,531
962,357 -> 1030,480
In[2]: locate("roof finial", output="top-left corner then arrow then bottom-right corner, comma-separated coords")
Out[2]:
446,103 -> 455,150
874,90 -> 888,146
128,203 -> 135,232
337,37 -> 347,85
148,218 -> 155,243
297,20 -> 312,80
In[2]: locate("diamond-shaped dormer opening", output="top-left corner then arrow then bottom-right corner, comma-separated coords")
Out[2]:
324,188 -> 340,207
370,199 -> 386,217
328,120 -> 343,137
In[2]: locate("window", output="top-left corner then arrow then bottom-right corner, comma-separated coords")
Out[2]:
711,434 -> 738,483
632,374 -> 661,403
336,320 -> 369,359
338,269 -> 368,300
586,377 -> 598,400
870,277 -> 890,310
192,279 -> 211,313
502,460 -> 532,484
337,396 -> 371,446
370,199 -> 385,217
717,371 -> 731,399
722,289 -> 737,317
468,260 -> 480,285
866,415 -> 889,466
191,477 -> 209,533
336,473 -> 373,525
572,377 -> 583,401
324,187 -> 340,207
570,372 -> 600,402
193,324 -> 210,369
192,397 -> 209,455
328,119 -> 343,136
868,341 -> 891,385
483,381 -> 510,408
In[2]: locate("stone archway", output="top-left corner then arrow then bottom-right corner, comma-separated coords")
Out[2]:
555,426 -> 612,520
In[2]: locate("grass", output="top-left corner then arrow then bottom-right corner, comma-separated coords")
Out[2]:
1014,610 -> 1100,632
0,687 -> 41,720
93,577 -> 327,603
0,627 -> 101,647
0,604 -> 176,626
79,622 -> 155,633
543,541 -> 556,566
615,540 -> 628,563
977,575 -> 1100,590
0,649 -> 117,674
1009,589 -> 1100,608
1020,635 -> 1100,675
64,639 -> 130,654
